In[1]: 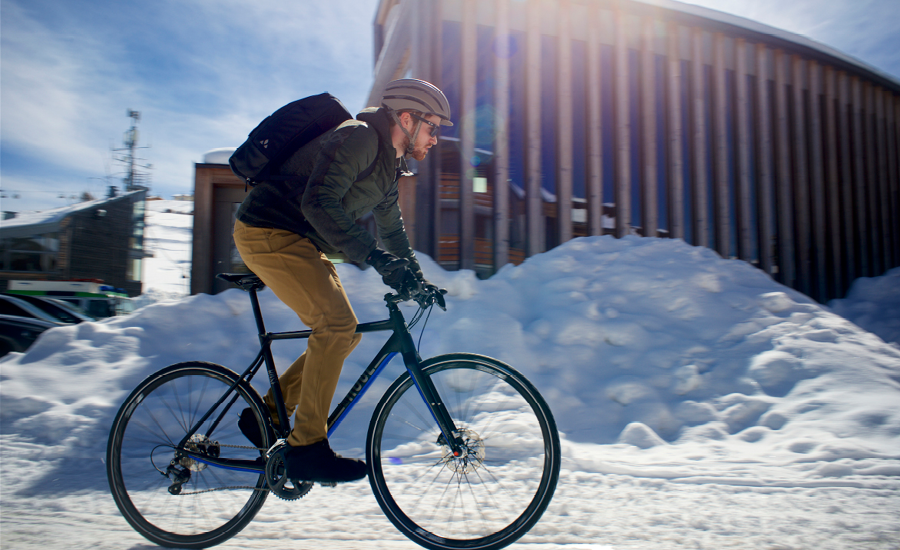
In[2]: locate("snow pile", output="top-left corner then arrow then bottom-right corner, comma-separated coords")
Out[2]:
829,267 -> 900,347
3,234 -> 900,469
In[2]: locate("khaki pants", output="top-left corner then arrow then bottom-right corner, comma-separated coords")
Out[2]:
233,219 -> 361,447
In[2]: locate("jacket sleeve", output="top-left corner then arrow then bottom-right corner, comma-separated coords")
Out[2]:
301,123 -> 380,262
373,185 -> 414,260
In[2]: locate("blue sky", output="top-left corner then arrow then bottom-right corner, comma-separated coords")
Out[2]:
1,0 -> 898,213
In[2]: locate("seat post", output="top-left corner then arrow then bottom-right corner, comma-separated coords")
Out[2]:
248,288 -> 267,337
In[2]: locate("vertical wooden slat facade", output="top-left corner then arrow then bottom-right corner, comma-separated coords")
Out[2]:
851,78 -> 869,277
691,27 -> 709,249
876,88 -> 892,269
587,3 -> 604,236
525,0 -> 542,256
368,0 -> 900,302
838,72 -> 856,285
712,32 -> 729,257
888,96 -> 900,267
734,38 -> 752,263
641,18 -> 658,238
864,83 -> 880,275
459,0 -> 477,271
774,50 -> 795,288
755,44 -> 775,277
557,0 -> 574,243
666,22 -> 684,241
792,55 -> 811,295
614,7 -> 632,238
493,0 -> 511,268
823,66 -> 843,297
808,61 -> 827,299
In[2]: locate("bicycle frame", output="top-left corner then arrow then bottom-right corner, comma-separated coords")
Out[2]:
174,286 -> 463,474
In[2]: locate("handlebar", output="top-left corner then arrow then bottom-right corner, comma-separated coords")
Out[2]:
385,286 -> 448,311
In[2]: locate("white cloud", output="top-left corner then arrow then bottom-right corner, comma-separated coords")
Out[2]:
1,0 -> 379,206
0,3 -> 133,174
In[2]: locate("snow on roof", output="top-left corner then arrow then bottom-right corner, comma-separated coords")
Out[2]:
0,190 -> 145,239
636,0 -> 900,89
202,148 -> 236,165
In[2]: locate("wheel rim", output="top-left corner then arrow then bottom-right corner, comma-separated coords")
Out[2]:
109,365 -> 268,545
370,357 -> 559,548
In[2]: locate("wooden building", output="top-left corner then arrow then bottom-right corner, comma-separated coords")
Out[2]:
368,0 -> 900,301
0,189 -> 148,296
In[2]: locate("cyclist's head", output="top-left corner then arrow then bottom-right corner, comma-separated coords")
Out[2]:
382,78 -> 453,128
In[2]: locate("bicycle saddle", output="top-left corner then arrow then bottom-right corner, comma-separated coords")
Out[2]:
217,272 -> 266,291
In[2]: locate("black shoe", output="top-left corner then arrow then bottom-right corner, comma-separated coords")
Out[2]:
284,439 -> 367,483
238,407 -> 277,448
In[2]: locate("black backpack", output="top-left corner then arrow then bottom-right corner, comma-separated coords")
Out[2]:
229,93 -> 377,188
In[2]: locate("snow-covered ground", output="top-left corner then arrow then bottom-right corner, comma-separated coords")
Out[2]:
2,200 -> 899,549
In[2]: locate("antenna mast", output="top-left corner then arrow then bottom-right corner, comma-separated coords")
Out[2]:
112,109 -> 152,194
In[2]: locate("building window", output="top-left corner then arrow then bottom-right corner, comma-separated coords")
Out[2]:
0,234 -> 59,272
128,198 -> 146,282
127,258 -> 142,282
130,199 -> 146,251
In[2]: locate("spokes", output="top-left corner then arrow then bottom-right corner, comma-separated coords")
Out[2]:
107,363 -> 269,547
370,357 -> 559,547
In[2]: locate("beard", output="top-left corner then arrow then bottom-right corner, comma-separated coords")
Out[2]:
409,145 -> 430,161
402,135 -> 433,161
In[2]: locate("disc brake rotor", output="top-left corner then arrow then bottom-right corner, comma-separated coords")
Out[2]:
180,434 -> 220,472
440,428 -> 486,474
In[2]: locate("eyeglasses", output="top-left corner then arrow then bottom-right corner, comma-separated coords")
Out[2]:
410,113 -> 440,138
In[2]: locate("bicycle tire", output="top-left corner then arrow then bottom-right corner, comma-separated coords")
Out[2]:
106,361 -> 271,549
367,353 -> 561,550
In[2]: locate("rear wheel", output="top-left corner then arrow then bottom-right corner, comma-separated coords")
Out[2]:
106,361 -> 271,548
367,353 -> 561,550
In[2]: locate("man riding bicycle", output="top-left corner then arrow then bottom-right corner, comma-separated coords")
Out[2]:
232,79 -> 453,484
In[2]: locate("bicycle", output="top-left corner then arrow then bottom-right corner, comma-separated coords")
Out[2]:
106,272 -> 561,550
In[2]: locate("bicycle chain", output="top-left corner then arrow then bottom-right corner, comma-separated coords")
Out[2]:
175,442 -> 271,496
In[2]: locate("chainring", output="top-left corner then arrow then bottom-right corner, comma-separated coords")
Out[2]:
265,444 -> 313,501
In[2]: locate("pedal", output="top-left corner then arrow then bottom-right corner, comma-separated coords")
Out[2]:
318,481 -> 337,488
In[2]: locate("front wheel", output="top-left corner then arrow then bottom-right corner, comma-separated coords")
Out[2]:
367,353 -> 561,550
106,361 -> 271,549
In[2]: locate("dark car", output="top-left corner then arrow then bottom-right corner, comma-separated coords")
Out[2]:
2,293 -> 96,324
0,294 -> 68,324
0,314 -> 62,357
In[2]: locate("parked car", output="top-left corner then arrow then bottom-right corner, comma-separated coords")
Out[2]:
0,314 -> 62,357
6,280 -> 134,318
2,293 -> 96,324
0,294 -> 70,324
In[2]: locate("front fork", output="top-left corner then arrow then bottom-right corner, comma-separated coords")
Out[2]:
388,301 -> 466,457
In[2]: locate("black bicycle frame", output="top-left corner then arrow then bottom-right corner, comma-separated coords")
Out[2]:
175,287 -> 463,473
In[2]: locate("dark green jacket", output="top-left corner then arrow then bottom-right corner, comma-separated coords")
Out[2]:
236,107 -> 413,263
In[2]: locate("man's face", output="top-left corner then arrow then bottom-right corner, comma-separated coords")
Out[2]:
404,113 -> 441,161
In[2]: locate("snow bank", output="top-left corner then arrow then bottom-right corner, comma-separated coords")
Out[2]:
3,235 -> 899,482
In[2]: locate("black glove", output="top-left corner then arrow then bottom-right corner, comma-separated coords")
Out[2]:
366,249 -> 411,291
405,255 -> 445,309
406,254 -> 437,294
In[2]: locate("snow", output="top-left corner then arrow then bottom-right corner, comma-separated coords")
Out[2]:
2,200 -> 899,549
